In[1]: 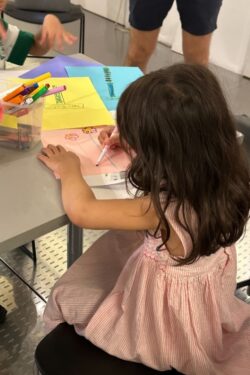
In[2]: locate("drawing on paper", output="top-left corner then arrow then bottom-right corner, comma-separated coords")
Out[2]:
41,127 -> 130,177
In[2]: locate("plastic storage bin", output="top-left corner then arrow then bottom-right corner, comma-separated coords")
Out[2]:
0,80 -> 44,150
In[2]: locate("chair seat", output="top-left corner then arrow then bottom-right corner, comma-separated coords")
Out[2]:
4,3 -> 83,24
35,323 -> 184,375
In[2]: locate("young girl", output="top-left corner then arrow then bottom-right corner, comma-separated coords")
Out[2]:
38,64 -> 250,375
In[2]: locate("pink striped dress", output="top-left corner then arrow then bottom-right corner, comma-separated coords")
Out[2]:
44,206 -> 250,375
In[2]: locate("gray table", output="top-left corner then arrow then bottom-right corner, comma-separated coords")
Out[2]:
0,54 -> 126,269
0,55 -> 102,267
0,141 -> 83,267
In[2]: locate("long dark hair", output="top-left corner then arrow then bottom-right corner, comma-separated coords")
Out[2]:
117,64 -> 250,265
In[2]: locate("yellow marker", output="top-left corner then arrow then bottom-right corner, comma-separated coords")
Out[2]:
24,72 -> 52,86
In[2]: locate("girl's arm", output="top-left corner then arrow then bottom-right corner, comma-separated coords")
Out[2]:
38,145 -> 159,231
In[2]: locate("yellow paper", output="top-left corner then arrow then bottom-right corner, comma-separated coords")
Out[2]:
40,77 -> 115,130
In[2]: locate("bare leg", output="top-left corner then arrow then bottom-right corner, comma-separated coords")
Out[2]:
124,27 -> 160,72
182,30 -> 212,66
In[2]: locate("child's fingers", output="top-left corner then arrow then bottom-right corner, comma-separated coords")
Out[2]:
55,32 -> 63,50
63,32 -> 77,45
56,145 -> 66,153
98,129 -> 112,145
98,131 -> 107,144
109,134 -> 120,148
38,29 -> 47,45
37,153 -> 48,164
41,145 -> 57,157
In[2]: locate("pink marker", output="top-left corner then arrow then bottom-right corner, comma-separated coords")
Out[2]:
42,85 -> 67,97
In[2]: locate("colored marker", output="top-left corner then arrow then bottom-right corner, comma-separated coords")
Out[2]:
19,83 -> 39,96
96,126 -> 118,166
26,85 -> 42,98
8,94 -> 24,105
24,72 -> 52,86
42,85 -> 67,97
25,84 -> 50,104
3,84 -> 26,102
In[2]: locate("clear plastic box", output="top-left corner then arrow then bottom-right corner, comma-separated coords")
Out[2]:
0,80 -> 44,150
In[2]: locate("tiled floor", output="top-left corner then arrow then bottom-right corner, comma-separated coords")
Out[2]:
0,10 -> 250,375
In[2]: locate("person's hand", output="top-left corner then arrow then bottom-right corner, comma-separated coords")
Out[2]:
38,14 -> 77,51
98,126 -> 120,149
38,144 -> 81,177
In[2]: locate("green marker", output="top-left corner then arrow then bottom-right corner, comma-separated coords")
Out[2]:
25,84 -> 50,104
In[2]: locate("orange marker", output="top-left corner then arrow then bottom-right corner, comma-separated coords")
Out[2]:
3,84 -> 26,102
8,94 -> 24,105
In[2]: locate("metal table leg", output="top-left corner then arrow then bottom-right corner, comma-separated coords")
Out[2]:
67,223 -> 83,268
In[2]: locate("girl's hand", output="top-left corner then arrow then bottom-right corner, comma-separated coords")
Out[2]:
38,144 -> 81,177
98,126 -> 120,149
38,14 -> 77,51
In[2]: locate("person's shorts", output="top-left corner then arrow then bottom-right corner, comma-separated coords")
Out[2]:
129,0 -> 223,35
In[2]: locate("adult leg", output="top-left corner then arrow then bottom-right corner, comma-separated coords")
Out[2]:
124,27 -> 160,72
182,31 -> 212,66
177,0 -> 222,66
125,0 -> 174,72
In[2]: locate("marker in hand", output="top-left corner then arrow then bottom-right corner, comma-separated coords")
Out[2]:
96,126 -> 118,166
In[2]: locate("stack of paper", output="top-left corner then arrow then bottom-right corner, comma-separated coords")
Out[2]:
40,77 -> 115,131
65,66 -> 143,110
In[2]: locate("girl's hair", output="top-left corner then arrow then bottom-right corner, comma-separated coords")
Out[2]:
117,63 -> 250,265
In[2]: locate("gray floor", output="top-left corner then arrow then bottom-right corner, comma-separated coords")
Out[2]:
0,10 -> 250,375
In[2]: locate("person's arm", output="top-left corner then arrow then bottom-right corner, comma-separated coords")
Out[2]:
30,14 -> 77,56
0,19 -> 35,65
0,14 -> 77,65
38,145 -> 159,231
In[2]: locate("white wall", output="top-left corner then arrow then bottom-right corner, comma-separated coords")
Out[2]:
71,0 -> 127,24
74,0 -> 250,75
161,0 -> 250,75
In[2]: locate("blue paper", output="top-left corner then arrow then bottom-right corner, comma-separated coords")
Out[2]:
19,55 -> 101,79
65,66 -> 143,110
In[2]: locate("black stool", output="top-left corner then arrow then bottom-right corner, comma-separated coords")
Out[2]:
2,2 -> 85,56
35,323 -> 184,375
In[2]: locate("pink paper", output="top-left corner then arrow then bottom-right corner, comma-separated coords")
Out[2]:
41,127 -> 130,177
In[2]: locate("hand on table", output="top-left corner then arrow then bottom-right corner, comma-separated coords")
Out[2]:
38,144 -> 81,178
